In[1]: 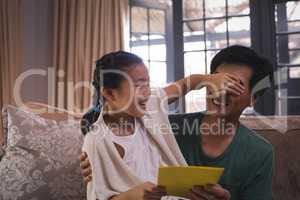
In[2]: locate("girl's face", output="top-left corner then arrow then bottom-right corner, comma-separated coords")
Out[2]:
103,63 -> 151,117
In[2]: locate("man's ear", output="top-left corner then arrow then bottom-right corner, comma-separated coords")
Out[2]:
101,88 -> 115,102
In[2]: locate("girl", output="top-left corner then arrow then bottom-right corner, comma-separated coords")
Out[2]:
81,51 -> 244,200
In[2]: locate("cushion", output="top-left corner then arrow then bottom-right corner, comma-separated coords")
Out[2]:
0,105 -> 86,200
0,102 -> 81,159
0,108 -> 7,159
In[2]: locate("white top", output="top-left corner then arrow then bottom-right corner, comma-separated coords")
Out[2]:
109,118 -> 161,183
82,88 -> 187,200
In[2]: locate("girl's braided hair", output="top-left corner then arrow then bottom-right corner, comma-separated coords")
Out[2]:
80,51 -> 143,135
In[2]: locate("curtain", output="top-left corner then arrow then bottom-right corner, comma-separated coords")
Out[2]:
0,0 -> 22,145
52,0 -> 129,113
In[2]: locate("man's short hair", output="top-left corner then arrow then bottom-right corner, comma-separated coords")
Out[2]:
210,45 -> 274,98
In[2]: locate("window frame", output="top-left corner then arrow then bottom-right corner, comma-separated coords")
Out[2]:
130,0 -> 185,113
251,0 -> 300,115
130,0 -> 300,115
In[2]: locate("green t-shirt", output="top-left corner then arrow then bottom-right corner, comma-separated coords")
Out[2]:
170,112 -> 274,200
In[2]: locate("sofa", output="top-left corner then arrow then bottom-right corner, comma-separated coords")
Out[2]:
0,102 -> 299,200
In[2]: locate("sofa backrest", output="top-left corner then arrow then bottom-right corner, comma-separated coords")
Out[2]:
240,116 -> 300,200
2,105 -> 299,200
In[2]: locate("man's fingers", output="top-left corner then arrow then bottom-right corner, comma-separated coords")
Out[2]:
186,190 -> 206,200
82,166 -> 92,177
83,175 -> 92,183
204,185 -> 231,199
80,158 -> 90,169
192,186 -> 217,200
79,152 -> 87,161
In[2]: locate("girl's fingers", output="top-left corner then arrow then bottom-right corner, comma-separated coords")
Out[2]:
225,76 -> 245,90
226,83 -> 244,95
144,191 -> 166,200
228,80 -> 245,92
226,78 -> 245,92
225,73 -> 242,84
144,189 -> 166,196
225,88 -> 241,96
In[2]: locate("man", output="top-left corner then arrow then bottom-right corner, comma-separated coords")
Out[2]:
80,45 -> 274,200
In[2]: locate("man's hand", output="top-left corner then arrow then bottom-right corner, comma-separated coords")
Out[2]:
186,184 -> 231,200
79,152 -> 92,183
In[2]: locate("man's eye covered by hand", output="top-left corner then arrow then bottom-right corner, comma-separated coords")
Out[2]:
79,152 -> 92,183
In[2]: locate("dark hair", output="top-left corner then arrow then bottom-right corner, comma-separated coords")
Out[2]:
210,45 -> 274,98
81,51 -> 143,135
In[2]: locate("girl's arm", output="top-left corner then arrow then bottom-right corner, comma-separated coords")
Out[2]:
163,73 -> 245,104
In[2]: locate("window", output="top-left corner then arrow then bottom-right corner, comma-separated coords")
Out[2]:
129,1 -> 172,87
275,1 -> 300,115
182,0 -> 251,112
129,0 -> 300,115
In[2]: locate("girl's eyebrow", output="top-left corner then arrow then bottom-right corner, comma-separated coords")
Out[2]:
135,77 -> 150,82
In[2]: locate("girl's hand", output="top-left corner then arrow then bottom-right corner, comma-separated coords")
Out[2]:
113,182 -> 156,200
110,182 -> 156,200
206,73 -> 245,97
144,186 -> 167,200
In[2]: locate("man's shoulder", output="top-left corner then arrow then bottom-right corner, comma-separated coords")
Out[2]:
238,125 -> 274,157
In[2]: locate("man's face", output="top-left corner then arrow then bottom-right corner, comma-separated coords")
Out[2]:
207,63 -> 253,118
